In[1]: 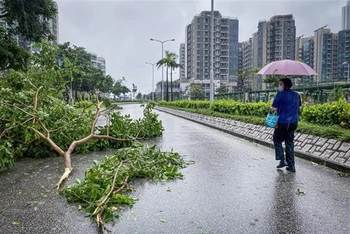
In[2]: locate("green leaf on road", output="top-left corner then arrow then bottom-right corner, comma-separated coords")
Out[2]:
12,221 -> 21,225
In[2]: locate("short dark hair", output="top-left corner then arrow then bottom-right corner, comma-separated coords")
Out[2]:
279,78 -> 293,89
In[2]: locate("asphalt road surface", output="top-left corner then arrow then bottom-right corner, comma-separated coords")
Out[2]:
0,104 -> 349,234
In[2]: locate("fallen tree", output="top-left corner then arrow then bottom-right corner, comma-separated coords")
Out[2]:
0,41 -> 164,186
0,41 -> 188,233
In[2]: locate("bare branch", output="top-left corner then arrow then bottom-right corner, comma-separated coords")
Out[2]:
31,127 -> 65,156
56,167 -> 72,190
36,118 -> 51,138
33,86 -> 43,111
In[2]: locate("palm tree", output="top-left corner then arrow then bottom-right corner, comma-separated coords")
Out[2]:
156,51 -> 178,101
168,58 -> 183,101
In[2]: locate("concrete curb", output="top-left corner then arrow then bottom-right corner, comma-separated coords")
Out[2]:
156,107 -> 350,173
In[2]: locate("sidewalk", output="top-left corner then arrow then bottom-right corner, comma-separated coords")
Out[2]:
155,106 -> 350,173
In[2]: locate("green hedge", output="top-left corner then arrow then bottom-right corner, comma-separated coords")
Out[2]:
301,99 -> 350,129
159,99 -> 350,129
158,100 -> 210,109
211,100 -> 271,117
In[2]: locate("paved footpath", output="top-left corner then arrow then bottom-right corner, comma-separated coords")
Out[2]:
156,107 -> 350,173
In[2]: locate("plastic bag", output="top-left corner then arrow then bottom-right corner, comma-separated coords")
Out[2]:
265,111 -> 279,128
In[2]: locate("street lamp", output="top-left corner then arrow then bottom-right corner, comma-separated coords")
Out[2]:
146,62 -> 156,101
342,61 -> 349,83
150,38 -> 175,100
209,0 -> 214,102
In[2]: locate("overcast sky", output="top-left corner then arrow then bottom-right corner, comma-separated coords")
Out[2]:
56,0 -> 345,94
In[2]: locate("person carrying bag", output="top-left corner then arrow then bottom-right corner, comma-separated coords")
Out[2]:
270,78 -> 301,173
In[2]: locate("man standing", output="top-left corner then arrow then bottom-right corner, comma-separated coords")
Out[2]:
271,78 -> 301,172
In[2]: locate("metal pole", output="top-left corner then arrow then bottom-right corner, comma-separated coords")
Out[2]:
209,0 -> 214,102
347,64 -> 349,84
161,43 -> 164,100
152,64 -> 155,101
146,62 -> 156,101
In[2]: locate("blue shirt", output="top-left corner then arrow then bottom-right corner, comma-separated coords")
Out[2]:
272,89 -> 301,123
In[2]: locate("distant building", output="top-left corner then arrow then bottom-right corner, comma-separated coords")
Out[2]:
257,20 -> 268,68
241,38 -> 253,70
301,36 -> 315,68
295,36 -> 305,61
253,16 -> 295,90
342,1 -> 350,30
313,26 -> 331,82
29,1 -> 59,52
186,10 -> 239,82
338,29 -> 350,80
90,53 -> 106,74
238,42 -> 243,70
179,43 -> 186,81
267,14 -> 296,62
319,32 -> 338,82
50,1 -> 59,45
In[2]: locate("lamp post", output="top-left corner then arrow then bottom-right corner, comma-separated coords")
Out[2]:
146,62 -> 156,101
150,38 -> 175,100
209,0 -> 214,102
342,61 -> 349,83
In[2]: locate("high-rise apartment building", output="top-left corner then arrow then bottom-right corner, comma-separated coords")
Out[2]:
238,42 -> 243,70
186,11 -> 239,81
319,32 -> 338,82
338,29 -> 350,80
179,43 -> 186,81
267,14 -> 296,63
314,27 -> 331,82
301,36 -> 314,68
295,36 -> 306,61
254,16 -> 294,90
342,1 -> 350,30
257,21 -> 268,68
252,32 -> 259,68
241,38 -> 253,70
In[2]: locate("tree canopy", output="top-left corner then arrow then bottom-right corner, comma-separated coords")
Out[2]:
0,0 -> 57,70
1,0 -> 57,41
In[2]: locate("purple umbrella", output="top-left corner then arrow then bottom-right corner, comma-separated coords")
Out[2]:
257,59 -> 317,76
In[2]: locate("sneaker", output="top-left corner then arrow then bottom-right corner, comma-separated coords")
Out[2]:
276,160 -> 287,168
286,166 -> 296,172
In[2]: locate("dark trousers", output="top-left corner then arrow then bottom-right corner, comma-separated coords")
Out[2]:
273,122 -> 298,167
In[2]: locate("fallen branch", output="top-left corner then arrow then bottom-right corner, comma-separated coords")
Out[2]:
93,162 -> 124,217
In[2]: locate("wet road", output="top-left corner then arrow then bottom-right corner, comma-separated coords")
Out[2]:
1,104 -> 349,234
